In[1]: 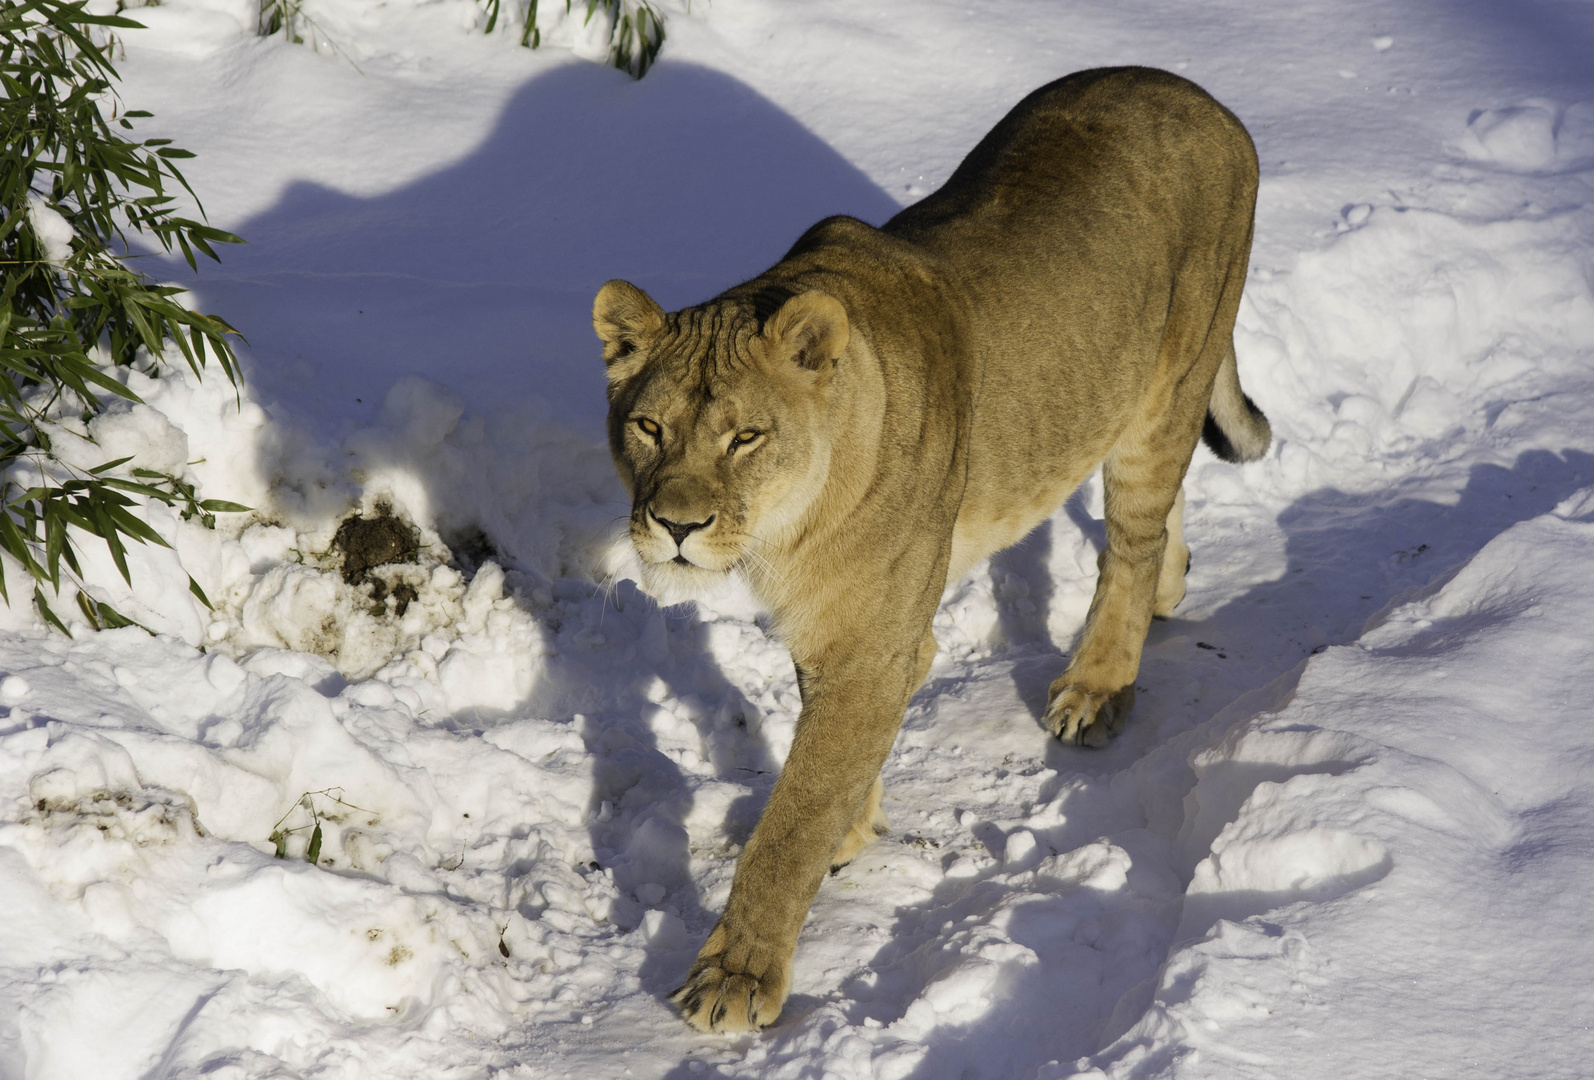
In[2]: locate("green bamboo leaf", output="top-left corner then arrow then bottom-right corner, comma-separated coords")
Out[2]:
75,589 -> 100,629
0,515 -> 44,582
88,456 -> 135,474
76,496 -> 132,580
92,599 -> 137,630
57,353 -> 141,401
198,499 -> 251,513
97,477 -> 178,501
102,500 -> 170,548
306,823 -> 323,864
60,534 -> 82,579
44,505 -> 64,588
187,574 -> 212,609
51,502 -> 98,538
34,586 -> 70,636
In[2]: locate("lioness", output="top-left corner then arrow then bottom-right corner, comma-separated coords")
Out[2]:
592,67 -> 1269,1033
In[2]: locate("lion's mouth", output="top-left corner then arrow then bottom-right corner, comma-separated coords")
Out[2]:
672,554 -> 692,566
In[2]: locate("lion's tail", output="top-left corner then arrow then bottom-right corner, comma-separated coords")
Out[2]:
1200,341 -> 1271,463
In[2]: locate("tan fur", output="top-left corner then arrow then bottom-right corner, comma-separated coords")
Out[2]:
830,776 -> 889,872
592,67 -> 1267,1032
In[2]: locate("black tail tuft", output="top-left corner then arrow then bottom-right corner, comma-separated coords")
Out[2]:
1202,411 -> 1239,463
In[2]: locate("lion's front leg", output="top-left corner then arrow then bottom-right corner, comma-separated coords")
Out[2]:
671,715 -> 891,1033
673,636 -> 931,1032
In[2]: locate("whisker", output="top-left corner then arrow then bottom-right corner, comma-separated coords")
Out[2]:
729,540 -> 787,588
597,575 -> 618,629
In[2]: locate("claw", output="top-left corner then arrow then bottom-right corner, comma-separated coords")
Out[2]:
1045,683 -> 1134,746
671,929 -> 790,1033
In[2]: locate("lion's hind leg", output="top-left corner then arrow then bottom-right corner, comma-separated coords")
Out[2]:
1044,437 -> 1174,747
1153,488 -> 1189,619
1047,341 -> 1213,745
830,776 -> 889,873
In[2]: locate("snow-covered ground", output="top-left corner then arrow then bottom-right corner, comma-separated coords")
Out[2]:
5,0 -> 1594,1076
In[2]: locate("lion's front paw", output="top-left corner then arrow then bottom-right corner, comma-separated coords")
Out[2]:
671,924 -> 791,1033
1044,680 -> 1135,747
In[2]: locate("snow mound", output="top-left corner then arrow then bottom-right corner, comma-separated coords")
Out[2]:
1458,99 -> 1594,173
1096,501 -> 1594,1079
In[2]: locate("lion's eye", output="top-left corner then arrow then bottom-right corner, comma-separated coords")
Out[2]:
634,417 -> 661,442
729,429 -> 761,453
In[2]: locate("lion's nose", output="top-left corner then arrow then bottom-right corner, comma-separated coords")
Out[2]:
650,509 -> 715,547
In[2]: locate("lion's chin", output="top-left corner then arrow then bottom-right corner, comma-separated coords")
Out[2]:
636,557 -> 732,607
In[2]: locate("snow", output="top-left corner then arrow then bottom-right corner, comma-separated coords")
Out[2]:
3,0 -> 1594,1077
23,194 -> 75,265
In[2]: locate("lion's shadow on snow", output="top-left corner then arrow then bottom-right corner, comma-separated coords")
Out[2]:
154,56 -> 904,1032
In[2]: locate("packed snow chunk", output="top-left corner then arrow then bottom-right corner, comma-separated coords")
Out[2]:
1177,725 -> 1370,877
639,908 -> 690,950
893,947 -> 1038,1042
680,778 -> 752,847
1180,818 -> 1390,943
1554,486 -> 1594,523
11,780 -> 206,902
108,0 -> 256,55
431,561 -> 547,716
1003,827 -> 1039,867
87,402 -> 191,479
158,857 -> 499,1019
26,729 -> 145,808
231,557 -> 471,681
620,814 -> 693,892
1459,101 -> 1560,170
0,674 -> 29,703
24,193 -> 74,264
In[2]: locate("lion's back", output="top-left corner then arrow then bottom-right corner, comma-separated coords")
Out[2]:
885,67 -> 1256,251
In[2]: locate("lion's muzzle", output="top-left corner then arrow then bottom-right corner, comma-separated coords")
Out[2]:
647,506 -> 716,565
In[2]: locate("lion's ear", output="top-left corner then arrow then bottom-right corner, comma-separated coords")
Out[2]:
593,280 -> 665,378
761,291 -> 850,378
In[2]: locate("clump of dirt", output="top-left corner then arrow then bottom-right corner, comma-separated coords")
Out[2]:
373,579 -> 420,617
331,508 -> 421,615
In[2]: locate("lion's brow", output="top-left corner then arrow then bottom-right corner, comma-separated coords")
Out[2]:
667,303 -> 759,385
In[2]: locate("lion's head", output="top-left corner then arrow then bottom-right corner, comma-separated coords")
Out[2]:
593,280 -> 850,604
